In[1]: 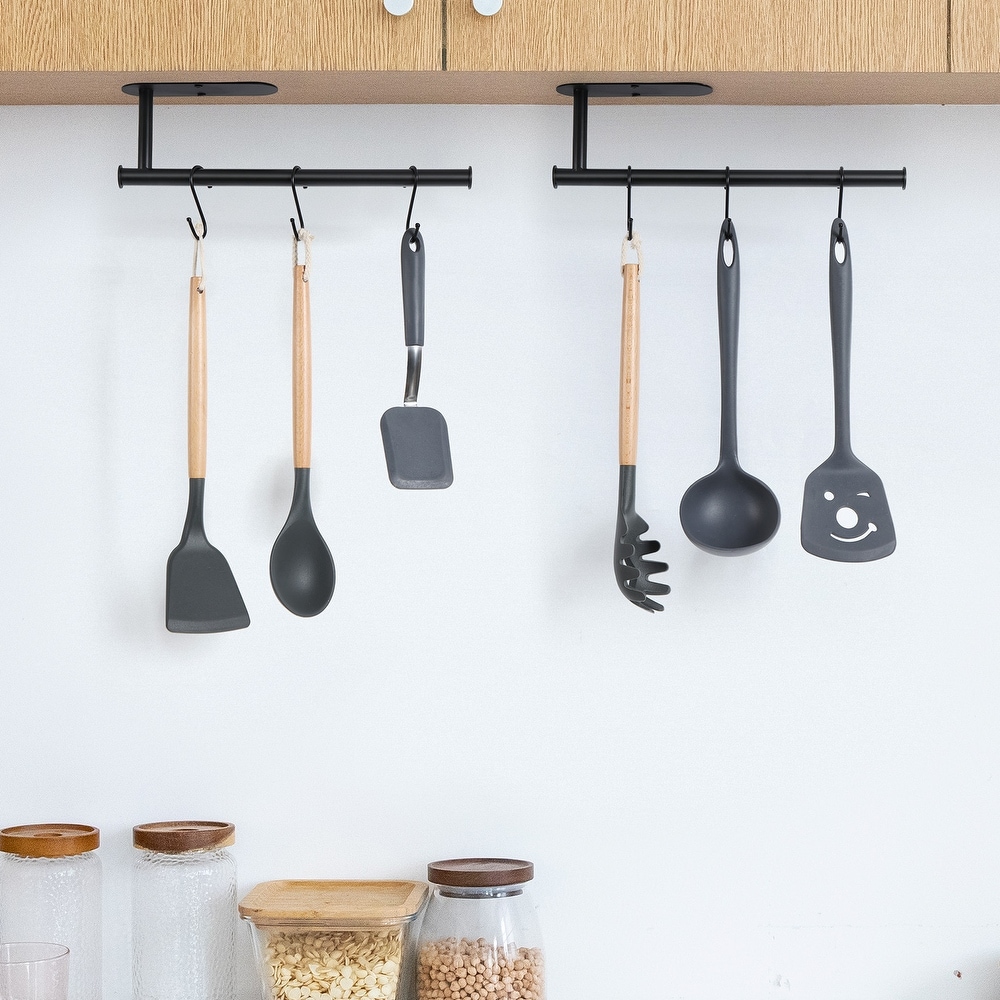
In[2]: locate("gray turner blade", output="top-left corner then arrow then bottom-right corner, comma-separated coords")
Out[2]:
167,478 -> 250,632
381,226 -> 454,489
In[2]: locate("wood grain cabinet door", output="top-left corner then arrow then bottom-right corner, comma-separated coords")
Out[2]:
445,0 -> 946,73
0,0 -> 442,73
951,0 -> 1000,71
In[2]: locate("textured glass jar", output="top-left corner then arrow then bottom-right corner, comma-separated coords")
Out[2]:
416,859 -> 543,1000
131,821 -> 237,1000
0,824 -> 102,1000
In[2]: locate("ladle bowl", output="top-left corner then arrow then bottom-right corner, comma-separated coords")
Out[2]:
680,458 -> 780,555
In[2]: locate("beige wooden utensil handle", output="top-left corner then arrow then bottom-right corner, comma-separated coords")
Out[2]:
188,276 -> 207,479
619,262 -> 640,465
293,263 -> 312,469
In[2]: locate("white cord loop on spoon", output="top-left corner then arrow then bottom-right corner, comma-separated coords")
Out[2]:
191,222 -> 205,292
621,230 -> 643,274
293,228 -> 314,281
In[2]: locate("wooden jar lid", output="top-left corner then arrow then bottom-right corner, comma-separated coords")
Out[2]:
239,880 -> 428,927
427,858 -> 534,887
0,824 -> 100,857
133,821 -> 235,853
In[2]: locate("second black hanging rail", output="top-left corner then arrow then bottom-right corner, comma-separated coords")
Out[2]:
551,83 -> 905,192
117,83 -> 472,190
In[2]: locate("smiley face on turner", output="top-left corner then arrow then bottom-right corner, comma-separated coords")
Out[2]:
800,462 -> 896,563
822,489 -> 880,543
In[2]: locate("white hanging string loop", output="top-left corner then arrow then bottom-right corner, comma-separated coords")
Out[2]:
621,230 -> 642,274
293,227 -> 314,281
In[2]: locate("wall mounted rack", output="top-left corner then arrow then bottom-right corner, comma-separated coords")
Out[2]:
117,82 -> 473,190
551,83 -> 906,192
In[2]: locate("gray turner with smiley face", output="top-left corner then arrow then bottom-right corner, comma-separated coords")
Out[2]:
801,216 -> 896,562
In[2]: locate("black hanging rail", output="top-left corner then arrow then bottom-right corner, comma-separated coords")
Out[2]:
119,167 -> 473,187
117,83 -> 472,190
551,84 -> 906,191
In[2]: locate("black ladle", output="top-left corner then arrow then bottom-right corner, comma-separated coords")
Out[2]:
270,259 -> 335,616
679,219 -> 780,555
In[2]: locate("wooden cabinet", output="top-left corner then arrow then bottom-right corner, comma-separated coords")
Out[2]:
445,0 -> 947,73
951,0 -> 1000,72
2,0 -> 999,106
0,0 -> 441,101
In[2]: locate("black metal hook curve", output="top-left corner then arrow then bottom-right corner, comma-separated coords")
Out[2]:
837,166 -> 845,238
187,165 -> 207,239
626,165 -> 633,241
405,166 -> 420,235
723,166 -> 732,238
290,165 -> 306,240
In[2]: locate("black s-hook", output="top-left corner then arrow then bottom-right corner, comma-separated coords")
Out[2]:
290,165 -> 306,240
723,165 -> 732,238
626,165 -> 633,241
187,165 -> 207,240
837,165 -> 845,238
405,165 -> 420,237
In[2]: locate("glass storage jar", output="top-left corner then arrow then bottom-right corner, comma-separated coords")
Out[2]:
416,859 -> 543,1000
0,824 -> 102,1000
132,821 -> 238,1000
239,880 -> 428,1000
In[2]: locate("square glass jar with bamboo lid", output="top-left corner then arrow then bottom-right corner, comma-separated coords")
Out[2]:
239,881 -> 428,1000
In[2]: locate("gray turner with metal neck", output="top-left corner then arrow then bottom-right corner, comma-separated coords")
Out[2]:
380,226 -> 454,489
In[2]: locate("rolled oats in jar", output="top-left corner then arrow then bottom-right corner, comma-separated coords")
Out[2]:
416,860 -> 544,1000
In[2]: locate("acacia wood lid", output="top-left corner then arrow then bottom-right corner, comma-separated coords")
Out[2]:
0,824 -> 100,857
133,821 -> 235,853
239,880 -> 428,927
427,858 -> 534,887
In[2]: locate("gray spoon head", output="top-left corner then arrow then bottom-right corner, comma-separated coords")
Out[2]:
166,541 -> 250,633
269,468 -> 335,617
679,462 -> 781,555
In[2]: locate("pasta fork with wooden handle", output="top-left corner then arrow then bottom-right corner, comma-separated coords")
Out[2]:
614,242 -> 670,611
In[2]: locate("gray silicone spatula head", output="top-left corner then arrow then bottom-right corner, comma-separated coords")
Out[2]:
167,479 -> 250,632
800,219 -> 895,562
381,227 -> 454,490
381,406 -> 453,488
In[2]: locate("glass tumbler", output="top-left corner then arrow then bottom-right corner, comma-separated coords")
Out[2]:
0,825 -> 101,1000
131,821 -> 238,1000
0,943 -> 70,1000
416,859 -> 544,1000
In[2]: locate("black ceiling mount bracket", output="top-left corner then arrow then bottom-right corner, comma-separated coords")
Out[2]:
551,82 -> 906,192
117,82 -> 473,190
122,82 -> 279,172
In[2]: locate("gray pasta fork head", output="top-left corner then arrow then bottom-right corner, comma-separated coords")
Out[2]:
615,465 -> 670,612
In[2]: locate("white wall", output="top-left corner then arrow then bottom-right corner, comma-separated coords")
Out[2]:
0,99 -> 998,1000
